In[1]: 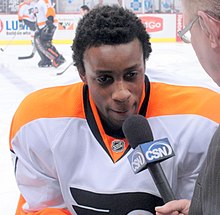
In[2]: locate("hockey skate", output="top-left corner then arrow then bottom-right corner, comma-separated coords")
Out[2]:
38,60 -> 52,68
53,55 -> 66,68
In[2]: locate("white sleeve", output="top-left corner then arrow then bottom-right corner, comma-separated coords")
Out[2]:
41,0 -> 48,17
18,5 -> 25,19
11,121 -> 66,212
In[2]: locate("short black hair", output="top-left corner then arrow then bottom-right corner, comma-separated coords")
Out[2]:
72,5 -> 152,72
80,5 -> 90,11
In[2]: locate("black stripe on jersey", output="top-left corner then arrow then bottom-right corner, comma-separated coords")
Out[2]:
70,187 -> 163,215
83,76 -> 150,162
83,84 -> 109,157
10,149 -> 18,175
10,149 -> 15,154
139,75 -> 150,116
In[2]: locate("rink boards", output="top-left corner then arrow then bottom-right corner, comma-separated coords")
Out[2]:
0,13 -> 183,45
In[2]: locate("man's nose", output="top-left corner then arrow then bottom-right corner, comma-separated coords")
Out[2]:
112,81 -> 131,102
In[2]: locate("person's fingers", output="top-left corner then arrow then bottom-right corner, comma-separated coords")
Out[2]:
155,199 -> 190,215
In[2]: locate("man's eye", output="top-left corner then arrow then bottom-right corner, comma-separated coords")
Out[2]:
125,71 -> 137,80
97,76 -> 113,85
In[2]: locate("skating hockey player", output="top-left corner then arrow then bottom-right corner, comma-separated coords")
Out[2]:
33,0 -> 65,68
18,0 -> 36,42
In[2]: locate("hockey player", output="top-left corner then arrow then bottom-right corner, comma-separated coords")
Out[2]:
79,5 -> 90,16
10,5 -> 220,215
17,0 -> 36,41
33,0 -> 65,68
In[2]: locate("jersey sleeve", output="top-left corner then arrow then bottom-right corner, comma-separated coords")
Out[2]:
18,3 -> 25,21
11,127 -> 69,213
10,93 -> 70,214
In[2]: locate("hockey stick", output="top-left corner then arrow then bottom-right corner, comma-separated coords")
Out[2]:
0,32 -> 18,52
18,44 -> 36,60
56,62 -> 73,75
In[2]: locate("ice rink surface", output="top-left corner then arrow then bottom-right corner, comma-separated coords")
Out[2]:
0,42 -> 218,214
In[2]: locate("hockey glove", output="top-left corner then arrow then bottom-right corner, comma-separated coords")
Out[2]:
34,30 -> 41,37
46,19 -> 54,28
46,15 -> 55,29
40,25 -> 56,41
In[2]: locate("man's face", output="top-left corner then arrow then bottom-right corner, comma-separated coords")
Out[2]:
181,0 -> 218,83
81,39 -> 145,130
80,9 -> 89,16
181,2 -> 203,62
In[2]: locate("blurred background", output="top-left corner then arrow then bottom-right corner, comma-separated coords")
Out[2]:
1,0 -> 182,14
0,0 -> 184,45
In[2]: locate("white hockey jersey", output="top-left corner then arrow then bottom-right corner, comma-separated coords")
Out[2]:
33,0 -> 55,29
10,72 -> 220,214
18,1 -> 36,23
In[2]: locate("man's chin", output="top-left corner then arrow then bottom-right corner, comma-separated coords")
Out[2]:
110,116 -> 134,130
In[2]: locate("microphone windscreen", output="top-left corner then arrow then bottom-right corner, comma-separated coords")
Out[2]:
122,115 -> 153,149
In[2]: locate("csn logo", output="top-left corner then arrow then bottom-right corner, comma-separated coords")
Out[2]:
131,151 -> 145,172
145,141 -> 172,161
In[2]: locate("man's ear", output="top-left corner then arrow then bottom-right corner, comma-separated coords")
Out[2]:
77,66 -> 87,84
198,11 -> 220,48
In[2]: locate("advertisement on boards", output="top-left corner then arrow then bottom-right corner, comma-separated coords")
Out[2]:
0,13 -> 183,45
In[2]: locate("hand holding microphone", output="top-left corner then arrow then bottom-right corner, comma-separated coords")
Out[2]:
122,114 -> 176,203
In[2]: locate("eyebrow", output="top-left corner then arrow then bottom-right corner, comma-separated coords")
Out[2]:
124,64 -> 140,72
95,70 -> 112,75
95,64 -> 140,74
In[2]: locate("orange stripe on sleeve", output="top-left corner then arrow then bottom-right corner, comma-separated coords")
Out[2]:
18,2 -> 25,19
46,7 -> 55,18
16,195 -> 71,215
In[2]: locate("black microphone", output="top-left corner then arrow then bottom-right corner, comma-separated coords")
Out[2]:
122,114 -> 175,203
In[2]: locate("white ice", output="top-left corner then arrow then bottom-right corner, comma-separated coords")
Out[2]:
0,42 -> 217,214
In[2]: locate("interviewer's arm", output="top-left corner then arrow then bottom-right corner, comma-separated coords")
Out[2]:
155,199 -> 191,215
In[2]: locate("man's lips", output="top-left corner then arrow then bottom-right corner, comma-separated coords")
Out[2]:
110,103 -> 136,115
111,109 -> 128,113
110,109 -> 132,119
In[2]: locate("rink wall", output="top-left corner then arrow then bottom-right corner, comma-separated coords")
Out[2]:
0,13 -> 183,45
